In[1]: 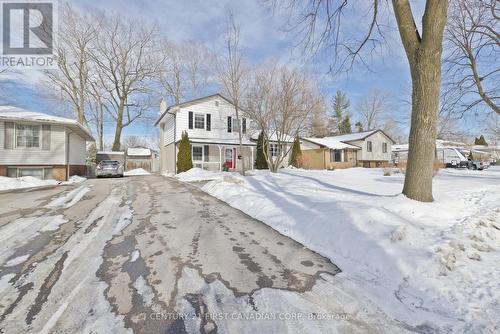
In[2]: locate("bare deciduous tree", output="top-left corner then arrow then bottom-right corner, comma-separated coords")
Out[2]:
269,0 -> 449,202
122,135 -> 149,149
86,80 -> 108,151
217,11 -> 247,174
357,89 -> 391,130
245,64 -> 319,172
159,41 -> 212,105
44,4 -> 98,125
445,0 -> 499,115
308,97 -> 329,137
159,41 -> 183,105
90,16 -> 162,151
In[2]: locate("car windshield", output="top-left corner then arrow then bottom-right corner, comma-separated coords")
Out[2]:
100,160 -> 120,166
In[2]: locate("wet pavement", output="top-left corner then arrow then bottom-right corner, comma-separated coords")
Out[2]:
0,175 -> 407,333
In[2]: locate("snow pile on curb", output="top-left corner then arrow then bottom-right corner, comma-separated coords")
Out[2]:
0,174 -> 87,192
124,168 -> 151,176
0,176 -> 59,191
62,175 -> 87,184
196,166 -> 500,332
175,168 -> 239,182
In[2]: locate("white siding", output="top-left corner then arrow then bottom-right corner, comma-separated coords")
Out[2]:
68,131 -> 86,164
162,113 -> 175,146
301,140 -> 322,150
174,98 -> 253,143
349,131 -> 392,161
0,121 -> 67,165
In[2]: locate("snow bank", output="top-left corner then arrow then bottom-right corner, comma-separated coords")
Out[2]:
124,168 -> 151,176
0,174 -> 87,192
0,176 -> 59,191
175,168 -> 240,182
62,175 -> 87,184
194,166 -> 500,332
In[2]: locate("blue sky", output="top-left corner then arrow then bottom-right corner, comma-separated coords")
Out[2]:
0,0 -> 494,144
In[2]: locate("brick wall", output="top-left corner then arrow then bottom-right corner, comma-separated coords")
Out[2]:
69,165 -> 86,177
52,166 -> 67,181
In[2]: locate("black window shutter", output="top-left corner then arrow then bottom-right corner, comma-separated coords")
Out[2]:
227,116 -> 232,133
206,114 -> 211,131
204,145 -> 209,162
188,112 -> 193,129
242,118 -> 247,134
42,124 -> 51,150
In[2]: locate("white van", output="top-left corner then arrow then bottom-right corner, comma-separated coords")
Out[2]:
436,148 -> 468,168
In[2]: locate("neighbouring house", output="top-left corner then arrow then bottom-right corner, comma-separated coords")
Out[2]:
302,129 -> 394,169
156,93 -> 261,173
126,147 -> 153,172
0,106 -> 94,181
301,137 -> 361,169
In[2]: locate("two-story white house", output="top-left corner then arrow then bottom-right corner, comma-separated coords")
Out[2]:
0,107 -> 94,181
155,94 -> 258,173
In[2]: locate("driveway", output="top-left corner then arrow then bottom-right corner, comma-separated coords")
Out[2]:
0,175 -> 406,333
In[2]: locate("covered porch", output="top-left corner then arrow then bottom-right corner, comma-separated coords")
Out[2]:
190,140 -> 256,172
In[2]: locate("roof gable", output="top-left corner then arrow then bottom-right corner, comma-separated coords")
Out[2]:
0,106 -> 94,141
302,137 -> 361,150
337,129 -> 395,144
155,93 -> 234,125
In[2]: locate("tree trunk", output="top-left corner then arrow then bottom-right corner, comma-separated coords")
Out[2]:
403,51 -> 441,202
98,111 -> 104,151
112,124 -> 122,151
112,106 -> 123,151
235,105 -> 246,176
393,0 -> 448,202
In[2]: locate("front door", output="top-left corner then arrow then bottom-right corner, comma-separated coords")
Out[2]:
225,148 -> 234,169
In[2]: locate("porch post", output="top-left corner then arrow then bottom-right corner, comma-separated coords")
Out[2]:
201,149 -> 204,170
251,146 -> 254,170
218,145 -> 222,172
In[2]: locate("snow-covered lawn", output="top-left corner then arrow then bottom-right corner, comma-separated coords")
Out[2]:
0,175 -> 86,192
179,167 -> 500,332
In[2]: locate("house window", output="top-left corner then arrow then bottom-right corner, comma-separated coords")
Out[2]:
7,167 -> 17,178
242,118 -> 247,134
270,143 -> 281,157
227,116 -> 232,133
330,150 -> 342,162
194,113 -> 205,129
16,124 -> 40,148
367,141 -> 373,152
6,167 -> 53,179
215,100 -> 219,107
19,168 -> 44,179
233,119 -> 240,132
382,142 -> 387,153
192,146 -> 203,161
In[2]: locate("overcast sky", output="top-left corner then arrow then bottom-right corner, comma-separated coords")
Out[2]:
0,0 -> 494,143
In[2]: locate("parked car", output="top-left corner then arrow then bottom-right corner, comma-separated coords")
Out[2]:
467,159 -> 490,170
96,160 -> 124,177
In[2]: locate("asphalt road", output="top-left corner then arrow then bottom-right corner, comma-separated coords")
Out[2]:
0,175 -> 406,333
